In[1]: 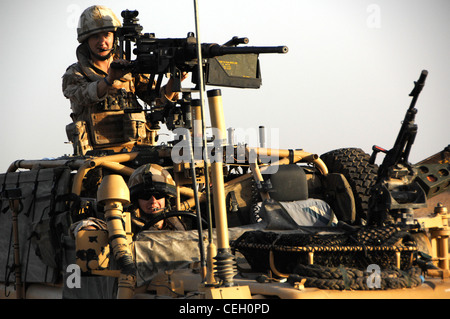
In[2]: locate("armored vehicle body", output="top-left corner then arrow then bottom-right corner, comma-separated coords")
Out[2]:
1,8 -> 449,301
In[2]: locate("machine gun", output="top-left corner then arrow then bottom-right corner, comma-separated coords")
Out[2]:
367,70 -> 429,226
369,70 -> 428,178
113,9 -> 288,133
115,10 -> 288,102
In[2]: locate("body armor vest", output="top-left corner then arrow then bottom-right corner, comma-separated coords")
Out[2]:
65,45 -> 158,155
89,89 -> 147,146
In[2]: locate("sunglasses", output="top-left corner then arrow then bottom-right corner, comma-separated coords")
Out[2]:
137,192 -> 165,201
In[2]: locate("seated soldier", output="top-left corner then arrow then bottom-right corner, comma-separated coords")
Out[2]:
127,164 -> 185,232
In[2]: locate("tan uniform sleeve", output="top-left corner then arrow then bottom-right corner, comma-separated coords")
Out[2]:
134,74 -> 179,106
62,64 -> 105,116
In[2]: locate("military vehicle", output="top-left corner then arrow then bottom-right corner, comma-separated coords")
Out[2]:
0,8 -> 449,301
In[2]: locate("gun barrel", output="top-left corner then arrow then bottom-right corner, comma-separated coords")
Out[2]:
409,69 -> 428,99
202,44 -> 288,57
417,69 -> 428,87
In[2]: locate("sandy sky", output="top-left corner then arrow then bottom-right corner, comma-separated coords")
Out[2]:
0,0 -> 448,170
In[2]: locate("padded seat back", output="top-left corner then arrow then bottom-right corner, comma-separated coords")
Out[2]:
265,164 -> 308,201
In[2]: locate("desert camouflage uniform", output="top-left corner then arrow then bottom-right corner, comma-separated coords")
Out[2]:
62,44 -> 172,123
62,5 -> 175,154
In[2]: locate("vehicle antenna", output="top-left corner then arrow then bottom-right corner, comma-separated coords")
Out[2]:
192,0 -> 213,284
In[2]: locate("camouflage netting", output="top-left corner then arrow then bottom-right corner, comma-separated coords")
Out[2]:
0,168 -> 72,285
232,226 -> 422,290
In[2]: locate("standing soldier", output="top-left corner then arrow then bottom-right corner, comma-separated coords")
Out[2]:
62,5 -> 179,155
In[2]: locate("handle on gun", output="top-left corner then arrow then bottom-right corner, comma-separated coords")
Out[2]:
223,36 -> 249,46
110,60 -> 135,71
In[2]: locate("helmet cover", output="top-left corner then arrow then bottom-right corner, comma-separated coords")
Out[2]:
77,5 -> 121,43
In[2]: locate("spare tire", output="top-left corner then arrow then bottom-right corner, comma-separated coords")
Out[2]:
320,148 -> 378,224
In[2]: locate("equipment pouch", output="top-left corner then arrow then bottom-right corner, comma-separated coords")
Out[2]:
90,110 -> 125,145
323,173 -> 355,223
123,111 -> 146,141
66,121 -> 93,155
75,229 -> 110,272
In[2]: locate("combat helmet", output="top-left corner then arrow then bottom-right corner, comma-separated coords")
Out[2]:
128,164 -> 177,202
77,5 -> 122,43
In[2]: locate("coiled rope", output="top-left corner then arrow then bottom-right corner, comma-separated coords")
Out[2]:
287,264 -> 422,290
